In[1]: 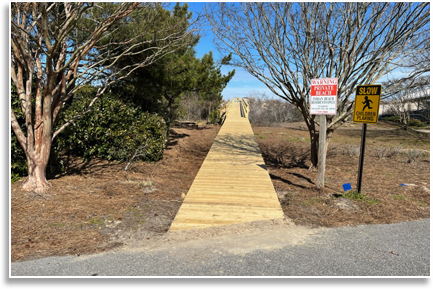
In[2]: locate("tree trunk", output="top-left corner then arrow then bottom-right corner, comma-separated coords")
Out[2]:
309,130 -> 319,168
12,2 -> 151,194
14,106 -> 53,194
22,133 -> 51,194
21,153 -> 51,194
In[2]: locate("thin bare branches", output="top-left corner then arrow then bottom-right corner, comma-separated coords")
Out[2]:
11,2 -> 200,192
206,2 -> 429,166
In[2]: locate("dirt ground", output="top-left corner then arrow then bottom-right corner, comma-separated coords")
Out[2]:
10,121 -> 430,262
254,121 -> 430,228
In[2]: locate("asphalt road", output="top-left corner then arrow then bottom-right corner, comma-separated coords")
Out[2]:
10,219 -> 430,277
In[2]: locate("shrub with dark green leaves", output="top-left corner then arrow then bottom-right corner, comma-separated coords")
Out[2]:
11,85 -> 28,182
57,91 -> 168,162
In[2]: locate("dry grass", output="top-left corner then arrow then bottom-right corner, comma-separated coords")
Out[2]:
254,122 -> 429,227
11,121 -> 429,262
11,125 -> 220,262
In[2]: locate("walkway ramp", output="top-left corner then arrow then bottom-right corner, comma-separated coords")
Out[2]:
169,98 -> 285,231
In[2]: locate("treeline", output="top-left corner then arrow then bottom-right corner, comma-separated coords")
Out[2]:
11,3 -> 234,183
247,92 -> 303,126
79,3 -> 234,124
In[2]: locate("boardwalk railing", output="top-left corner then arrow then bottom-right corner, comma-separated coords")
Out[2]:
220,99 -> 235,125
240,97 -> 249,118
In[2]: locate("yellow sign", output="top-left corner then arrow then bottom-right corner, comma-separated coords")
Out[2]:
353,85 -> 382,123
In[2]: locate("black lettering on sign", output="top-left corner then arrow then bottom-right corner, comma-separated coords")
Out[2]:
357,85 -> 382,95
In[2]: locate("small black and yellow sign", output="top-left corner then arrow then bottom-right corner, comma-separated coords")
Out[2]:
353,85 -> 382,123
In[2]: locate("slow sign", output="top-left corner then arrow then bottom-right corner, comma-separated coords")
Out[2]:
353,85 -> 382,124
352,84 -> 382,193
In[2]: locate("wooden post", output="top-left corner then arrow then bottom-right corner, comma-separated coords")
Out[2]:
317,114 -> 327,189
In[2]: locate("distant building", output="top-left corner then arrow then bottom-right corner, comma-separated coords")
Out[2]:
379,89 -> 430,116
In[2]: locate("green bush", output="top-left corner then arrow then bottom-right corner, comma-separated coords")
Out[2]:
382,115 -> 400,122
208,108 -> 221,124
11,84 -> 167,181
408,119 -> 427,127
57,89 -> 168,162
11,84 -> 28,181
10,99 -> 27,183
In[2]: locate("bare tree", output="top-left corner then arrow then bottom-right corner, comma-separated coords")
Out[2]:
206,2 -> 429,168
384,79 -> 430,129
11,2 -> 198,193
247,92 -> 302,126
382,30 -> 430,128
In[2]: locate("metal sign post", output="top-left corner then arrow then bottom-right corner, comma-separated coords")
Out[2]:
357,123 -> 368,193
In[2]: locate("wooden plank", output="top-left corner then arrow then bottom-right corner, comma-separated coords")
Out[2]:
169,98 -> 285,231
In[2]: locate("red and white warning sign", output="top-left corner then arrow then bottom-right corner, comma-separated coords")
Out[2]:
310,78 -> 338,115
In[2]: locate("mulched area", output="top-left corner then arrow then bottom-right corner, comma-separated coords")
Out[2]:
11,121 -> 429,262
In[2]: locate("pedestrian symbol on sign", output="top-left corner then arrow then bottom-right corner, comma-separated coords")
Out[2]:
362,96 -> 373,111
353,85 -> 381,124
352,84 -> 382,195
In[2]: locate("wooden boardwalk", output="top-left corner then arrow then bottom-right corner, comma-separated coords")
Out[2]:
169,98 -> 285,231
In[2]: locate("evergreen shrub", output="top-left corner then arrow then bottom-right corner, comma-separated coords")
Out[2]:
57,90 -> 168,162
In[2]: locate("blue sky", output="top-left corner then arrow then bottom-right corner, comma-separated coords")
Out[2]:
173,2 -> 429,101
184,2 -> 274,101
